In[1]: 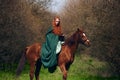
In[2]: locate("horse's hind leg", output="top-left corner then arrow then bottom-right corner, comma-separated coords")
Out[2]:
30,62 -> 36,80
35,59 -> 42,80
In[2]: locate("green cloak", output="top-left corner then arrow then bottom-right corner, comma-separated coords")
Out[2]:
41,27 -> 59,68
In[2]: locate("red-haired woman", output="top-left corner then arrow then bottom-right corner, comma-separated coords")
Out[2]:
41,16 -> 64,71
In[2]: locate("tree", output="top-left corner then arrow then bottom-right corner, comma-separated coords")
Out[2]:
0,0 -> 53,71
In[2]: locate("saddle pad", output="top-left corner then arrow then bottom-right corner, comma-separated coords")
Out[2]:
56,41 -> 64,54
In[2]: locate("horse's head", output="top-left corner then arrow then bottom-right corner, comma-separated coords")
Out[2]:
76,28 -> 91,47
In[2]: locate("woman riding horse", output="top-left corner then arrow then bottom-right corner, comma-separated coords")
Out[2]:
41,16 -> 65,69
16,17 -> 91,80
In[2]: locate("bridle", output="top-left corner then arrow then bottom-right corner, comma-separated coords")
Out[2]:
78,32 -> 89,44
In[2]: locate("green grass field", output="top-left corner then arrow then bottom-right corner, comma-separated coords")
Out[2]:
0,54 -> 119,80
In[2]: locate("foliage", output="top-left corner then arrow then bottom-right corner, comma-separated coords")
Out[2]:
0,0 -> 52,70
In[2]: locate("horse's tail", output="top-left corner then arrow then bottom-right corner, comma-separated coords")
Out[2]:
16,47 -> 27,76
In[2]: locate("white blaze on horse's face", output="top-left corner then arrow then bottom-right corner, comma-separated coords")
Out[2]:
82,33 -> 87,41
55,18 -> 60,26
83,33 -> 86,37
82,33 -> 90,47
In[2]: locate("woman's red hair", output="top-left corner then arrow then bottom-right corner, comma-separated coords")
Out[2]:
52,16 -> 62,36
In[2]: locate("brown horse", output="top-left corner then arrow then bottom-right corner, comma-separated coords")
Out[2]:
16,28 -> 90,80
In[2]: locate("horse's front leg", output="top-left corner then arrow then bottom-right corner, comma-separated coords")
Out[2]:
59,64 -> 67,80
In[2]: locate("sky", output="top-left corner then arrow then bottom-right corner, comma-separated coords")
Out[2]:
48,0 -> 67,13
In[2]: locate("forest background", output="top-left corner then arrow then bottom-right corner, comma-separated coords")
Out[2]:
0,0 -> 120,79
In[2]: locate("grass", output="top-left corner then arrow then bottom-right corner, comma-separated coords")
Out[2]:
0,54 -> 119,80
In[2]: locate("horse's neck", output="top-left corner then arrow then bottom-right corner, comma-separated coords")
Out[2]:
65,32 -> 79,53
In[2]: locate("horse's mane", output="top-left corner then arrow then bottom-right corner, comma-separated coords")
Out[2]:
65,31 -> 78,46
